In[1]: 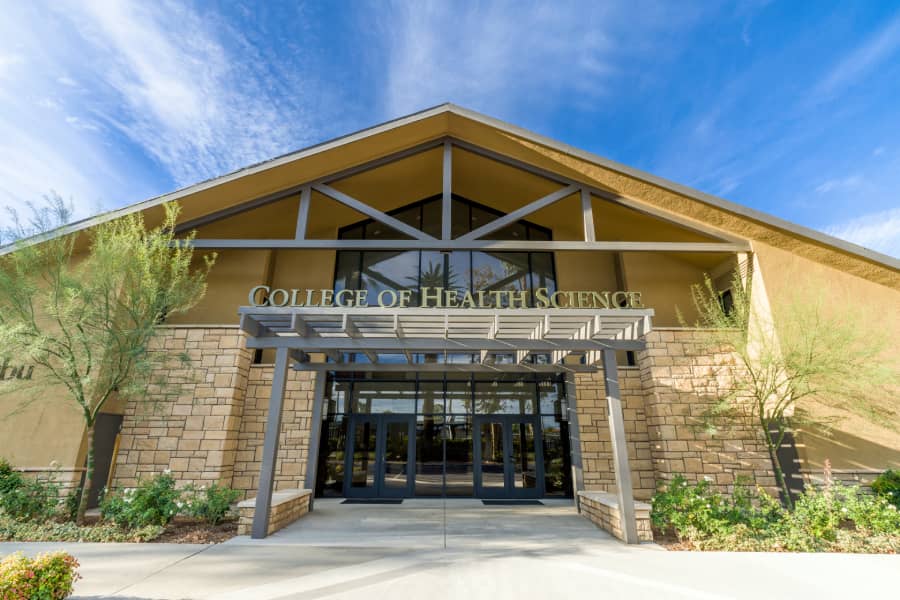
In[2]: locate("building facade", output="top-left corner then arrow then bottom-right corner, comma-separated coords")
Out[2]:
1,105 -> 898,540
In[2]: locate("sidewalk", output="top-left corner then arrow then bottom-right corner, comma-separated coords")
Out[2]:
1,499 -> 897,599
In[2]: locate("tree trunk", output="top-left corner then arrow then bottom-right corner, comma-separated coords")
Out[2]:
764,423 -> 794,510
76,421 -> 96,524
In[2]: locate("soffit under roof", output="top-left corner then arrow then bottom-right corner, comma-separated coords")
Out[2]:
6,103 -> 897,287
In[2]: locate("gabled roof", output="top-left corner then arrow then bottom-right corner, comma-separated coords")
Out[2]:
3,103 -> 898,278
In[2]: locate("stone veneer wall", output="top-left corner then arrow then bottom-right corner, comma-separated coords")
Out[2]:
574,369 -> 655,500
112,327 -> 251,489
112,326 -> 776,505
232,367 -> 317,499
637,329 -> 777,494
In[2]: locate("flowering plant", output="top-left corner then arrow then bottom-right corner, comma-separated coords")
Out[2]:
100,472 -> 180,529
0,551 -> 80,600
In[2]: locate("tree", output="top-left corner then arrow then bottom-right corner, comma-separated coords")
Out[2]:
683,267 -> 898,508
0,197 -> 215,522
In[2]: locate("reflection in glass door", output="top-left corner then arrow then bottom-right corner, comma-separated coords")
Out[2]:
474,415 -> 544,498
345,415 -> 414,497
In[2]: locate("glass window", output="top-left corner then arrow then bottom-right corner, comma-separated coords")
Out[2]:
415,414 -> 444,496
327,381 -> 350,414
538,382 -> 564,414
472,252 -> 530,307
315,415 -> 347,497
541,415 -> 571,496
334,252 -> 360,293
417,381 -> 444,415
361,251 -> 420,305
474,382 -> 535,414
451,198 -> 471,238
530,252 -> 556,297
421,198 -> 443,239
445,381 -> 472,414
352,381 -> 416,414
335,196 -> 556,310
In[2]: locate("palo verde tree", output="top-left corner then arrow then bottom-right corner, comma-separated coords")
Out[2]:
683,267 -> 898,508
0,196 -> 215,522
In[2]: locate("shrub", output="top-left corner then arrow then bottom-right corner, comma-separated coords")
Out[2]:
0,460 -> 61,522
872,469 -> 900,509
100,472 -> 180,529
0,551 -> 80,600
651,473 -> 900,552
0,515 -> 162,543
183,483 -> 239,526
0,460 -> 23,495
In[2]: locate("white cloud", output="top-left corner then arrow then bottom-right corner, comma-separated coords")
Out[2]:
825,208 -> 900,258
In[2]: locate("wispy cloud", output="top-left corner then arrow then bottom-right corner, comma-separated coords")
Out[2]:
55,0 -> 324,187
0,0 -> 336,219
825,208 -> 900,258
815,175 -> 864,194
814,12 -> 900,98
378,1 -> 705,120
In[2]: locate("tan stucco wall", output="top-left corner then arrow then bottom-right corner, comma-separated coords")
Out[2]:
753,242 -> 900,472
0,380 -> 84,469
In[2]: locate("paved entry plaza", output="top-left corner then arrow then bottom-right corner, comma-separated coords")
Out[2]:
2,500 -> 898,599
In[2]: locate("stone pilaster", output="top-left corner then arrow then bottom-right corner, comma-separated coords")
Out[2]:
112,326 -> 251,489
637,329 -> 776,494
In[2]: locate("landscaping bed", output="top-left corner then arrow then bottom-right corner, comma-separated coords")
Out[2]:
1,460 -> 240,545
650,469 -> 900,554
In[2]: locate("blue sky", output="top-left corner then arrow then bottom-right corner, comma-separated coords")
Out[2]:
1,1 -> 898,257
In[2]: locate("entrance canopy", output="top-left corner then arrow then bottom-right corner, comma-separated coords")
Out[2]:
238,306 -> 654,372
240,305 -> 651,544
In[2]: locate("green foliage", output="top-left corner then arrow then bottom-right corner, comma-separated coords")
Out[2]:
0,459 -> 61,522
100,473 -> 180,529
0,460 -> 23,495
0,515 -> 162,543
183,483 -> 240,526
652,474 -> 900,552
872,469 -> 900,509
0,198 -> 215,522
0,551 -> 80,600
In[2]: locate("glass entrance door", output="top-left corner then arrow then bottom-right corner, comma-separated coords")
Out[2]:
345,414 -> 415,498
474,415 -> 544,498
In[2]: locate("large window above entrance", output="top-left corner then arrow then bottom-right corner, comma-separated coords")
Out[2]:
333,195 -> 557,307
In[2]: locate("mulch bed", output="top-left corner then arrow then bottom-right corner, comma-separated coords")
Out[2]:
151,519 -> 237,544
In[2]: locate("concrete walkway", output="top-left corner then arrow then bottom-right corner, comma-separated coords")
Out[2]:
2,499 -> 897,599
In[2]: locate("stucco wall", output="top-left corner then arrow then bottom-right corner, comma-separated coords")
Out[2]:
753,242 -> 900,473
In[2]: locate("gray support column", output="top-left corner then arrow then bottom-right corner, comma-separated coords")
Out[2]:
251,346 -> 290,539
303,371 -> 327,510
601,349 -> 638,544
563,372 -> 585,510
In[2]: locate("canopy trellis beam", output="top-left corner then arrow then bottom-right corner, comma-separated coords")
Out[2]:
187,239 -> 748,252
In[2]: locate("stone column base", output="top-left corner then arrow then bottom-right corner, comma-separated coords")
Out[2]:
237,489 -> 312,536
578,491 -> 654,543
